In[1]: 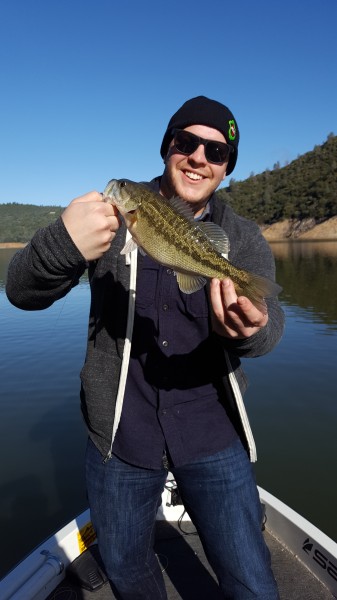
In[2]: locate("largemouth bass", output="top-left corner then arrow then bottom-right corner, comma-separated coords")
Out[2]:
103,179 -> 282,308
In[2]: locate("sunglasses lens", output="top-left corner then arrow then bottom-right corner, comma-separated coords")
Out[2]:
173,130 -> 231,164
206,142 -> 229,163
174,130 -> 199,155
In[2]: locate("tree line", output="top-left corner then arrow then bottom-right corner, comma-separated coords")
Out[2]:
217,133 -> 337,224
0,133 -> 336,242
0,204 -> 63,243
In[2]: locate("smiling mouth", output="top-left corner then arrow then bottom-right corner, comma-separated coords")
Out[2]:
184,170 -> 204,181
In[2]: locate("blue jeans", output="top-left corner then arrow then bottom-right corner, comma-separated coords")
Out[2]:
85,438 -> 279,599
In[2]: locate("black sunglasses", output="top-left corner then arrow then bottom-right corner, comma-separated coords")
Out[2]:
172,128 -> 233,164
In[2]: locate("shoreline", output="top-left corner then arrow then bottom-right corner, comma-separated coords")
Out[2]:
261,216 -> 337,242
1,239 -> 337,250
1,215 -> 337,249
0,243 -> 27,248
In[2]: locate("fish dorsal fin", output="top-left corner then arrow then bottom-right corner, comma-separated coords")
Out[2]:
167,196 -> 195,221
176,273 -> 207,294
198,222 -> 230,258
167,197 -> 230,258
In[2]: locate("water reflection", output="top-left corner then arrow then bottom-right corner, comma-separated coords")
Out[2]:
1,240 -> 337,574
270,240 -> 337,330
2,242 -> 337,330
270,240 -> 337,259
0,248 -> 19,287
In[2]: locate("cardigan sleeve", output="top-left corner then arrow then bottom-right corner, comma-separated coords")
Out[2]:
6,217 -> 88,310
213,198 -> 285,358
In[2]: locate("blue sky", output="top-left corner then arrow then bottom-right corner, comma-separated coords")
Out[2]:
1,0 -> 336,206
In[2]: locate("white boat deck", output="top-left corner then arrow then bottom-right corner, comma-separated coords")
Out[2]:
45,520 -> 334,600
2,486 -> 336,599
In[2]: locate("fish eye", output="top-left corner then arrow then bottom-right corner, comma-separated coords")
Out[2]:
120,180 -> 127,188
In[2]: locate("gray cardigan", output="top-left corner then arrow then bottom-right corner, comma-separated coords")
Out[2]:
6,184 -> 285,462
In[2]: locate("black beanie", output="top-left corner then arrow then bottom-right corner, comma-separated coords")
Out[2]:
160,96 -> 239,175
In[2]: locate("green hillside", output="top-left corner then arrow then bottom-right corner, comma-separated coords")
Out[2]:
217,133 -> 337,224
0,204 -> 63,243
1,133 -> 336,243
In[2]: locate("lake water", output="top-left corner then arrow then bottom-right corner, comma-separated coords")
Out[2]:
1,242 -> 337,579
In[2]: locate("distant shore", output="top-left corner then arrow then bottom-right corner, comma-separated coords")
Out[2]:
0,243 -> 27,248
261,216 -> 337,242
1,216 -> 337,248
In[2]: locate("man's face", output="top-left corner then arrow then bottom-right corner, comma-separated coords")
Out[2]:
160,124 -> 229,216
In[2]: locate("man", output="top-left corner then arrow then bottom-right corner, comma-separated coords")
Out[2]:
6,96 -> 284,598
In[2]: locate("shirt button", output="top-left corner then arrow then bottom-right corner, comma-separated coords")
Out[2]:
162,340 -> 169,347
166,268 -> 173,275
163,304 -> 169,311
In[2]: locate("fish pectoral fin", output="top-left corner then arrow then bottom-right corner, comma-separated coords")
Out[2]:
176,273 -> 207,294
120,237 -> 139,255
198,222 -> 230,257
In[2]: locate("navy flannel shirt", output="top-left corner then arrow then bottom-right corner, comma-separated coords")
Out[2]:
112,210 -> 237,469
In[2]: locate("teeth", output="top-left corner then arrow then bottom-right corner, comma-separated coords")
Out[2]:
185,171 -> 203,181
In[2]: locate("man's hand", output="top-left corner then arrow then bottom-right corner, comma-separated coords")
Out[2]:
210,278 -> 268,339
61,191 -> 120,261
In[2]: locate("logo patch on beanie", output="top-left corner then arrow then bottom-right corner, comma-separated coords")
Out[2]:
228,120 -> 236,141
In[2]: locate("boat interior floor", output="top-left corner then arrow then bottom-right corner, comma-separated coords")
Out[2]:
46,520 -> 334,599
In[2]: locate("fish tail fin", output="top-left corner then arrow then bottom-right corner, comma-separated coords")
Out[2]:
236,274 -> 282,312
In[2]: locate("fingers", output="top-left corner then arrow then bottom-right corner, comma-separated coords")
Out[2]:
220,278 -> 238,308
236,295 -> 268,324
210,278 -> 226,323
210,278 -> 268,338
210,278 -> 237,317
106,214 -> 121,233
61,192 -> 121,261
210,279 -> 239,337
71,190 -> 120,218
70,190 -> 104,205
